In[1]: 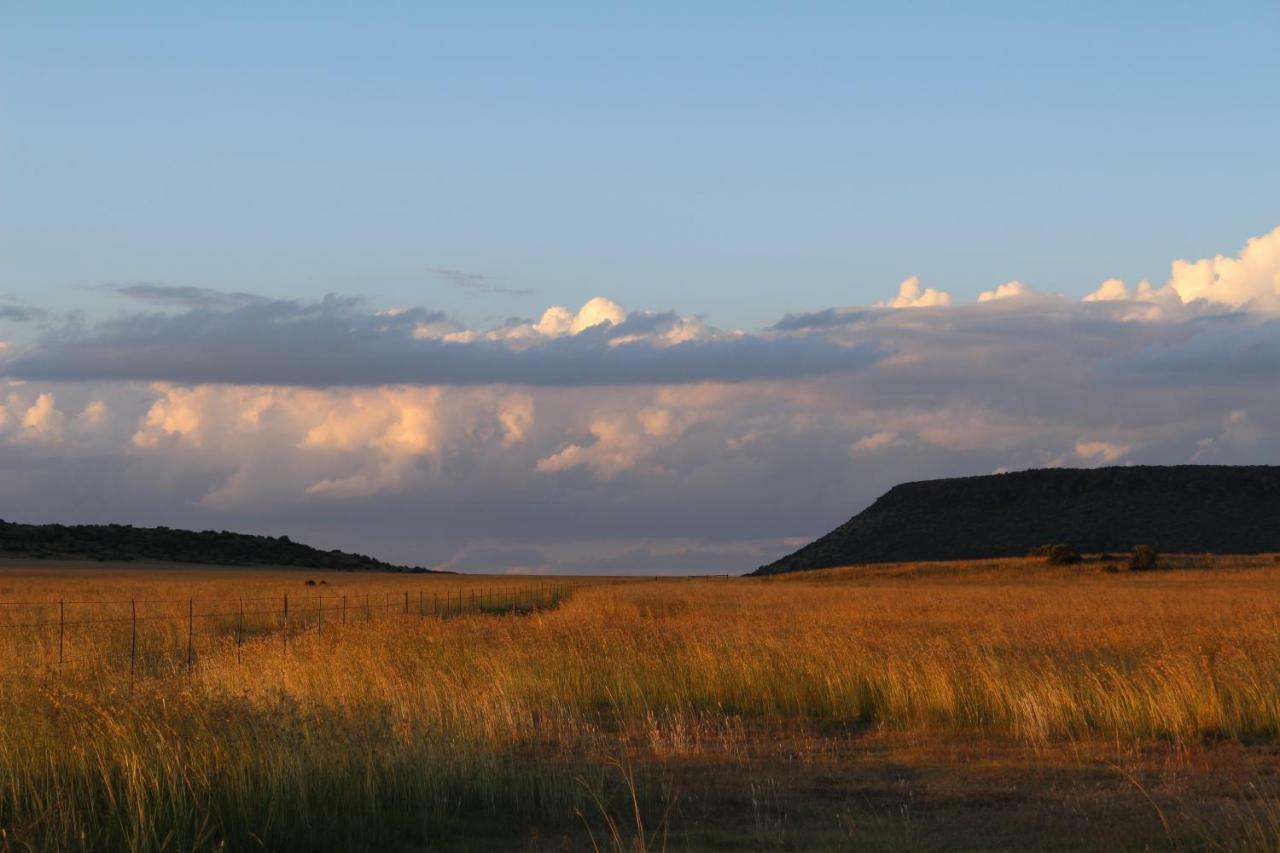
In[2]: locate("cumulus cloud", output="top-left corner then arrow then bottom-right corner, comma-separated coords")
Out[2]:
877,276 -> 952,308
1165,226 -> 1280,310
18,393 -> 65,442
850,431 -> 904,454
977,280 -> 1039,302
1073,440 -> 1132,465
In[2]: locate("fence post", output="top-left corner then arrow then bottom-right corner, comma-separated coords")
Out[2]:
186,598 -> 194,676
342,594 -> 347,625
404,591 -> 409,615
366,593 -> 371,622
283,594 -> 289,651
58,599 -> 65,669
317,595 -> 323,638
130,598 -> 137,690
236,598 -> 244,663
433,592 -> 439,617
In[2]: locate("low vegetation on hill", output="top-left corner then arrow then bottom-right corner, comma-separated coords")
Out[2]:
756,464 -> 1280,574
0,519 -> 438,572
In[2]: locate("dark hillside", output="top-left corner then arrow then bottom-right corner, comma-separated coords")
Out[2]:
0,520 -> 442,572
754,465 -> 1280,575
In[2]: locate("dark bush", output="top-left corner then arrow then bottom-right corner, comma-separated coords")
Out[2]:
1027,545 -> 1052,557
1129,545 -> 1159,571
1043,544 -> 1082,565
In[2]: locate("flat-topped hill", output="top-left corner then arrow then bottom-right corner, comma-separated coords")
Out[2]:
0,520 -> 441,572
753,465 -> 1280,575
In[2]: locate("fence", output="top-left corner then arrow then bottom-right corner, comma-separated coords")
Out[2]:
0,581 -> 578,683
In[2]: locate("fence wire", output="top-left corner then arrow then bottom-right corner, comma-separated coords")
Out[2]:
0,582 -> 580,682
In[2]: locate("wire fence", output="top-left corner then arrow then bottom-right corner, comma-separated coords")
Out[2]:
0,582 -> 579,684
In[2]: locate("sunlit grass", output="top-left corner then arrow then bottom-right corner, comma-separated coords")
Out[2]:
2,556 -> 1280,850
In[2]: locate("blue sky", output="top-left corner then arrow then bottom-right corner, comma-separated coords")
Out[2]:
5,3 -> 1278,329
1,5 -> 1278,573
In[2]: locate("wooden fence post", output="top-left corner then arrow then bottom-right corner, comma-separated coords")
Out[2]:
130,598 -> 137,690
58,599 -> 65,669
317,595 -> 323,637
186,598 -> 194,676
283,594 -> 289,651
236,598 -> 244,663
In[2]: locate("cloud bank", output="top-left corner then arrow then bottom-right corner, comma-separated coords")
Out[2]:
1,226 -> 1277,573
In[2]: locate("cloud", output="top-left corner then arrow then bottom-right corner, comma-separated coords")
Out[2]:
1164,226 -> 1280,311
877,276 -> 952,308
0,226 -> 1277,573
428,268 -> 535,297
2,295 -> 881,387
0,305 -> 49,323
977,280 -> 1039,302
1083,278 -> 1131,302
108,283 -> 269,310
850,431 -> 904,454
1073,440 -> 1131,465
18,392 -> 65,442
769,308 -> 869,331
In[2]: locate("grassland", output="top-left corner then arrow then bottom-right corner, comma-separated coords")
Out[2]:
2,555 -> 1280,850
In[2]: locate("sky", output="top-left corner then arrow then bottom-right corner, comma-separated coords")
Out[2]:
1,4 -> 1278,573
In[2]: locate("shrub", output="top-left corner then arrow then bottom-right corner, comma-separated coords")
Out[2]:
1043,544 -> 1082,565
1129,545 -> 1159,571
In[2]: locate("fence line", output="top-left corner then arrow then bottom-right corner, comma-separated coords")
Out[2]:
0,581 -> 582,682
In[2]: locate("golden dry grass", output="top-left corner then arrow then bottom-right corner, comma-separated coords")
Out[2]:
2,556 -> 1280,850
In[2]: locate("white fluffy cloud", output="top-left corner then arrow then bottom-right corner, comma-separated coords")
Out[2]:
1080,226 -> 1280,313
977,280 -> 1038,302
878,276 -> 953,308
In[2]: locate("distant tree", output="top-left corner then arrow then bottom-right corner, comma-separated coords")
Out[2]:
1042,544 -> 1082,565
1129,545 -> 1159,571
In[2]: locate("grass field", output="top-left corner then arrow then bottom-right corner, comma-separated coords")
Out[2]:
3,555 -> 1280,851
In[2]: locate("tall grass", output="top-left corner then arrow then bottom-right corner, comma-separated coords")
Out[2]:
2,557 -> 1280,849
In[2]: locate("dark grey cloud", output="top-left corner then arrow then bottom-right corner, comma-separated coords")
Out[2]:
2,296 -> 882,386
108,283 -> 270,310
770,308 -> 870,331
1115,316 -> 1280,385
429,267 -> 535,297
0,305 -> 49,323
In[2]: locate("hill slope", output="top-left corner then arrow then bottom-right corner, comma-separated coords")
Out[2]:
0,520 -> 441,572
754,465 -> 1280,575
